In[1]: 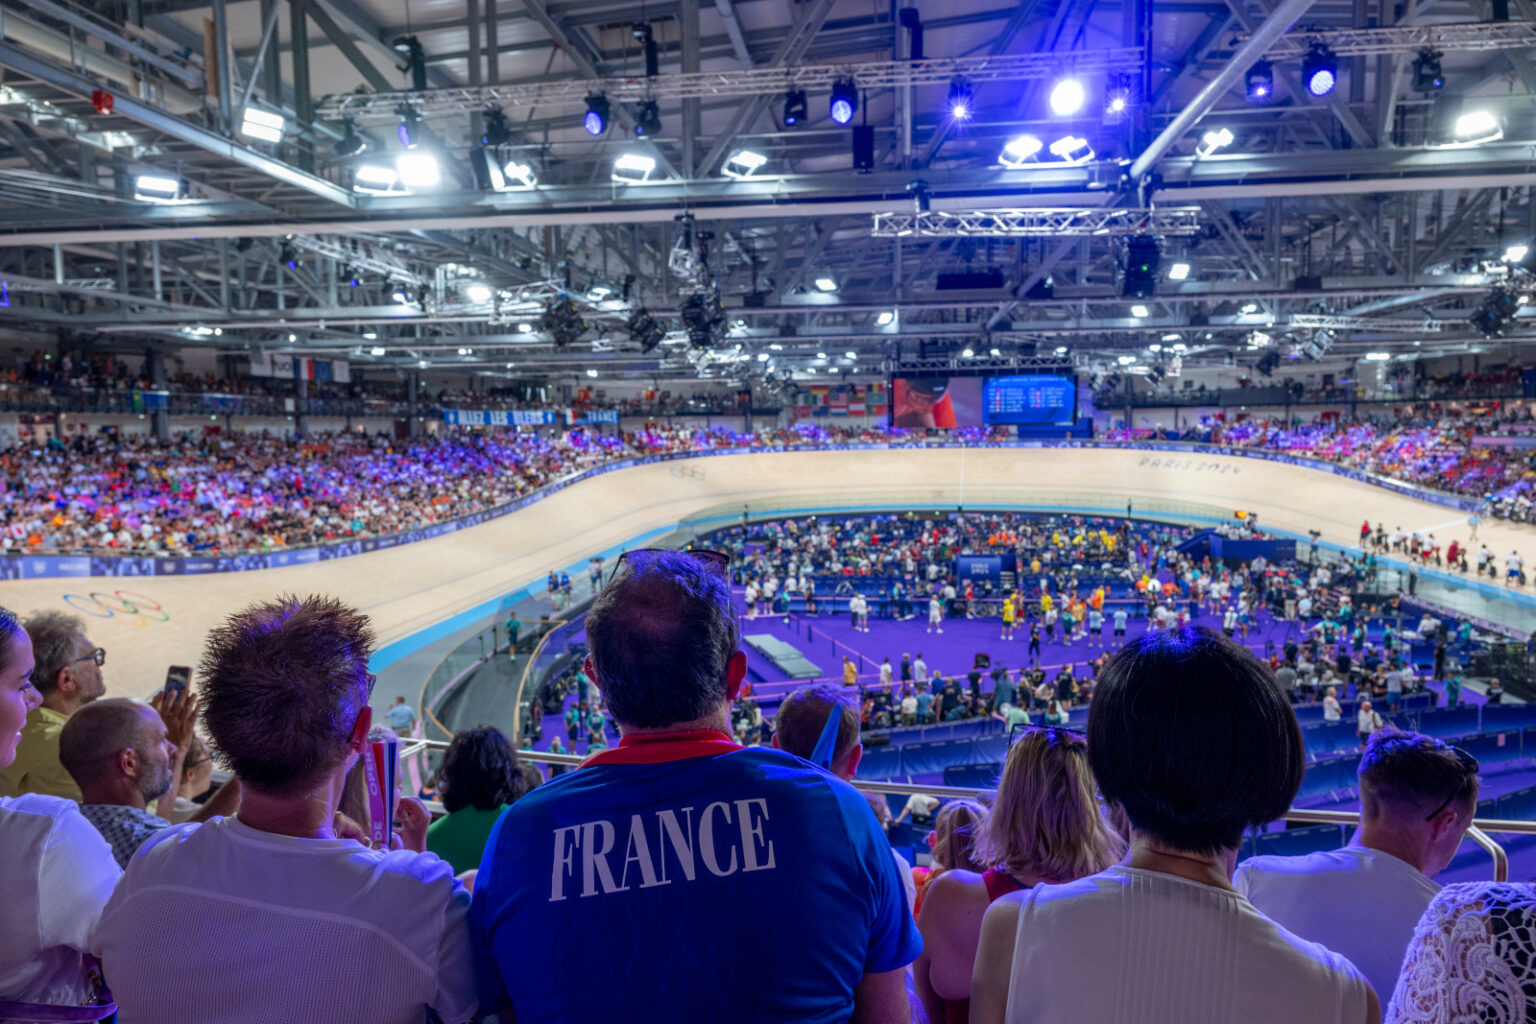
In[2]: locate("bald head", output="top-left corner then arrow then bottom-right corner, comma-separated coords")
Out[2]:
60,698 -> 173,803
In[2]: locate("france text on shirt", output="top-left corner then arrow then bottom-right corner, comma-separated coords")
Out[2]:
549,797 -> 776,901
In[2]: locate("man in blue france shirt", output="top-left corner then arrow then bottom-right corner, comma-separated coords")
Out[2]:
470,550 -> 920,1023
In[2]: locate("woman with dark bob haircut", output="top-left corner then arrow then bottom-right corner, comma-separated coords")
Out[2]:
971,627 -> 1381,1024
425,726 -> 530,874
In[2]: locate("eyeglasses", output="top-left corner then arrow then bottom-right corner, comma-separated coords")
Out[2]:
1424,746 -> 1480,821
365,673 -> 377,701
609,547 -> 731,583
1008,723 -> 1085,749
72,647 -> 106,668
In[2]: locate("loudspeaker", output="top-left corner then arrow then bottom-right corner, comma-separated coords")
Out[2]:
852,125 -> 875,171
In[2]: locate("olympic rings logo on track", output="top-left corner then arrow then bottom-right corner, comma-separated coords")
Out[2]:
670,465 -> 706,479
62,590 -> 170,627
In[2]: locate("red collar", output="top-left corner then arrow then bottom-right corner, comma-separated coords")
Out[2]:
582,729 -> 743,767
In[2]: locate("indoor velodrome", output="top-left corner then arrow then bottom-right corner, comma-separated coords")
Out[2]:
8,0 -> 1536,1018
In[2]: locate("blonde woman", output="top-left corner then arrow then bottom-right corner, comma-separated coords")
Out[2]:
913,798 -> 990,914
913,728 -> 1123,1024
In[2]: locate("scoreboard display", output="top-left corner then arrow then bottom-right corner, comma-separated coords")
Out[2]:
981,375 -> 1077,426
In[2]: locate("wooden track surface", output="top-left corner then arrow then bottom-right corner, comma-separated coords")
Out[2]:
0,446 -> 1526,700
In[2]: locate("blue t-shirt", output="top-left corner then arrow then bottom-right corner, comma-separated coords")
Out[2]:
470,737 -> 920,1023
915,692 -> 933,716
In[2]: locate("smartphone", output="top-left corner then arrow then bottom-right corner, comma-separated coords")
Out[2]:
163,665 -> 191,696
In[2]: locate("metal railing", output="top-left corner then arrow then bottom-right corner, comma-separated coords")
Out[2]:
396,737 -> 1532,881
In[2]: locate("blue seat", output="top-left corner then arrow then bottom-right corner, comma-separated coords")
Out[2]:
973,735 -> 1008,763
1403,692 -> 1435,711
1483,705 -> 1536,733
1293,704 -> 1328,727
1304,722 -> 1358,759
900,739 -> 977,775
1461,731 -> 1524,768
1419,707 -> 1482,739
1497,785 -> 1536,823
860,745 -> 903,779
1253,824 -> 1346,858
1295,758 -> 1347,804
944,763 -> 1001,788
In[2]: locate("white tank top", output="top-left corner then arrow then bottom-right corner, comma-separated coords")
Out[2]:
1003,865 -> 1373,1024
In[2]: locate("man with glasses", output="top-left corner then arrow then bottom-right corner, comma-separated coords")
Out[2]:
0,612 -> 108,800
471,549 -> 921,1024
1235,730 -> 1480,1003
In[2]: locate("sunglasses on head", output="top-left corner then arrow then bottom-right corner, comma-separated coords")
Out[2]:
1008,723 -> 1086,748
1424,745 -> 1480,822
609,548 -> 731,583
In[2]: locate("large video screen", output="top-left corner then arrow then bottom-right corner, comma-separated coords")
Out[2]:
891,374 -> 1076,428
981,374 -> 1077,426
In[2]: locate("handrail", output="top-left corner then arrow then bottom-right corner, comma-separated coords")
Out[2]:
401,734 -> 1528,881
508,617 -> 574,750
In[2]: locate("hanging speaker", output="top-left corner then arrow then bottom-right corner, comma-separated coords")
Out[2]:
852,125 -> 875,171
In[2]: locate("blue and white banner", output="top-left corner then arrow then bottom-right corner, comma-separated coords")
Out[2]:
443,409 -> 558,427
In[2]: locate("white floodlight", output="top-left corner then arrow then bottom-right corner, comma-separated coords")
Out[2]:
587,368 -> 599,377
501,160 -> 538,189
1504,244 -> 1530,263
998,134 -> 1043,167
1452,110 -> 1502,145
723,149 -> 769,178
464,283 -> 493,303
1047,135 -> 1094,164
1168,262 -> 1191,280
1049,78 -> 1086,116
612,152 -> 657,183
395,151 -> 441,189
353,164 -> 399,193
1364,352 -> 1392,361
239,107 -> 285,143
370,346 -> 387,356
517,323 -> 533,333
1196,127 -> 1233,157
876,311 -> 896,326
1130,304 -> 1149,318
814,277 -> 838,293
133,174 -> 182,201
1117,354 -> 1136,365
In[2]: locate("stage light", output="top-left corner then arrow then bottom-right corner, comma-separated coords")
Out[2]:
333,119 -> 367,156
1196,127 -> 1233,157
370,346 -> 387,356
480,107 -> 512,147
876,311 -> 896,326
586,369 -> 598,378
830,78 -> 859,125
353,164 -> 399,193
396,107 -> 421,149
1049,77 -> 1085,116
1104,75 -> 1132,121
627,308 -> 666,352
814,277 -> 838,292
501,160 -> 537,189
1047,135 -> 1093,163
1302,45 -> 1337,97
1246,61 -> 1274,103
239,106 -> 285,143
783,89 -> 808,126
1130,304 -> 1149,318
517,323 -> 532,333
947,76 -> 974,121
1168,262 -> 1191,280
1055,346 -> 1069,354
464,283 -> 493,303
1505,244 -> 1530,263
1453,109 -> 1502,144
961,347 -> 975,358
1117,355 -> 1136,365
1412,50 -> 1445,92
133,173 -> 182,201
634,100 -> 661,137
396,152 -> 440,189
1123,235 -> 1161,298
584,95 -> 610,136
542,296 -> 590,347
1364,352 -> 1391,361
680,292 -> 727,348
392,288 -> 409,303
612,152 -> 657,183
844,351 -> 857,359
998,134 -> 1043,167
723,149 -> 768,178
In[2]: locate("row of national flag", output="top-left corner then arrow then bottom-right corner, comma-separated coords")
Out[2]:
792,382 -> 887,418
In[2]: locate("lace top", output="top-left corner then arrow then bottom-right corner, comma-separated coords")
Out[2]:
1387,883 -> 1536,1023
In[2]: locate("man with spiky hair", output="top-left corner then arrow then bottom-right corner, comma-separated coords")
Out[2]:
92,595 -> 478,1024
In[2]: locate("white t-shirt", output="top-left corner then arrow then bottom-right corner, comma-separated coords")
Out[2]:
1235,844 -> 1440,1004
0,794 -> 120,1006
880,663 -> 893,685
1358,708 -> 1383,735
1001,866 -> 1372,1023
1323,696 -> 1342,722
92,815 -> 478,1024
903,794 -> 940,819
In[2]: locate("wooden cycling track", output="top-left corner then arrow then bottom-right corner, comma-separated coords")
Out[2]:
0,445 -> 1526,700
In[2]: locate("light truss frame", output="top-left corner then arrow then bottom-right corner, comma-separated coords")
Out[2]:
313,48 -> 1147,122
1247,19 -> 1536,58
289,236 -> 426,285
870,207 -> 1204,238
1286,313 -> 1446,332
883,353 -> 1078,373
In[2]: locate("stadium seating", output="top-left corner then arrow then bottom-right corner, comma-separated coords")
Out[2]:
1252,824 -> 1348,859
1417,707 -> 1483,740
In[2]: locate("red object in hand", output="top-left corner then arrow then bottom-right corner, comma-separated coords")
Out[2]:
91,90 -> 113,115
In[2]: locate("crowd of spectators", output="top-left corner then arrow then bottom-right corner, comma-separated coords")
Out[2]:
1,397 -> 1534,557
1112,405 -> 1536,502
0,550 -> 1529,1022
